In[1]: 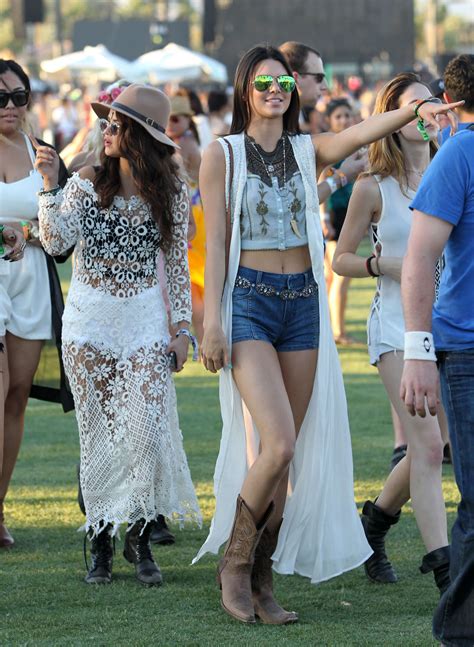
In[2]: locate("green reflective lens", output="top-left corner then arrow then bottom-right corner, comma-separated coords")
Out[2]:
253,74 -> 296,93
277,75 -> 296,93
253,75 -> 274,91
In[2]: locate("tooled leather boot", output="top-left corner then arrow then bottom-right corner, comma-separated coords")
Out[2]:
123,519 -> 162,586
420,545 -> 451,596
84,525 -> 113,584
361,500 -> 400,583
217,496 -> 274,624
252,520 -> 298,624
0,500 -> 14,548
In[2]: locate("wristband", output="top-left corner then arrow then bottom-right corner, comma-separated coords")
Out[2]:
176,328 -> 199,361
326,176 -> 338,194
365,254 -> 379,278
39,185 -> 61,196
413,97 -> 438,118
404,331 -> 437,361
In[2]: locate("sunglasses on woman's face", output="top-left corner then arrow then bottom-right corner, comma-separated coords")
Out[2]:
252,75 -> 296,94
0,90 -> 29,109
169,114 -> 186,124
98,118 -> 121,136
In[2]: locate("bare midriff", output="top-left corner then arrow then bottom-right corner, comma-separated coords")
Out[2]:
239,245 -> 312,275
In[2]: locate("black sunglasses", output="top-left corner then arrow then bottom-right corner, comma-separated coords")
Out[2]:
0,90 -> 30,109
300,72 -> 326,84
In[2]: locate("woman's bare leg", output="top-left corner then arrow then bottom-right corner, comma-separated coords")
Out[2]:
0,334 -> 42,503
0,337 -> 8,479
376,351 -> 448,552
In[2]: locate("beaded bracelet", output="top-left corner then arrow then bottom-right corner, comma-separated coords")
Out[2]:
176,328 -> 199,361
38,185 -> 61,196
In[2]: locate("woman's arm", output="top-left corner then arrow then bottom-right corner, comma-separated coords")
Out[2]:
314,99 -> 462,172
35,166 -> 92,256
199,141 -> 230,372
164,183 -> 192,326
332,175 -> 381,278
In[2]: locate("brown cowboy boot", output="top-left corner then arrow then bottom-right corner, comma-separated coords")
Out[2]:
252,520 -> 298,624
217,496 -> 274,624
0,500 -> 14,548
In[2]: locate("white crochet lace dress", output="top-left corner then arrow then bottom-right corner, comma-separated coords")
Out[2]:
38,173 -> 202,534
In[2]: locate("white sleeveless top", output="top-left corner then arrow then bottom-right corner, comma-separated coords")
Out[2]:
368,175 -> 415,352
0,133 -> 51,339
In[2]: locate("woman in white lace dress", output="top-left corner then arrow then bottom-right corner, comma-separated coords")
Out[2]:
34,84 -> 201,586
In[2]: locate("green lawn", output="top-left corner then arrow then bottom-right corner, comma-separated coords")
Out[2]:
0,260 -> 457,646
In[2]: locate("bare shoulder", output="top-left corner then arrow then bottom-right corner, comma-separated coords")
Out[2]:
352,174 -> 382,219
201,140 -> 226,175
78,166 -> 97,182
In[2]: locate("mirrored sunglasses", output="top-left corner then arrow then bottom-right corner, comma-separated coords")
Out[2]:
98,118 -> 121,136
252,75 -> 296,93
0,90 -> 30,109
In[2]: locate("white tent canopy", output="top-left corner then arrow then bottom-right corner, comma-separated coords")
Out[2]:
40,45 -> 136,82
135,43 -> 228,84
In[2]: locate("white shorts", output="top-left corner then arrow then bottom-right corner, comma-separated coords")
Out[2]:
367,311 -> 401,366
0,246 -> 52,340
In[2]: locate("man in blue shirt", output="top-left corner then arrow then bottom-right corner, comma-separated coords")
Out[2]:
401,127 -> 474,645
439,54 -> 474,145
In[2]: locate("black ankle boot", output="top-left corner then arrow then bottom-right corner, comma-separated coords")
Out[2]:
84,525 -> 113,584
361,500 -> 400,583
123,519 -> 162,586
420,546 -> 451,595
150,514 -> 175,545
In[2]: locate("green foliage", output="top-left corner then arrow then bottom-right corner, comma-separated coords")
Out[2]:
1,252 -> 457,645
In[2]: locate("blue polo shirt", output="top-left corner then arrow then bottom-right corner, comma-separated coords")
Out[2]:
410,129 -> 474,350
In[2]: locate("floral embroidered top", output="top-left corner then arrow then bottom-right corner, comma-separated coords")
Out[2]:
38,173 -> 191,325
240,134 -> 308,251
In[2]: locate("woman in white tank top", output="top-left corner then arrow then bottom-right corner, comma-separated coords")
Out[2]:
333,73 -> 451,594
0,59 -> 65,548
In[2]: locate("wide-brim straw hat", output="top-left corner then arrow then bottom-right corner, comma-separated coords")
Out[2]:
91,83 -> 179,149
169,95 -> 194,117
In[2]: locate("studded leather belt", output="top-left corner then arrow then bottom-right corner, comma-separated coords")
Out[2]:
234,275 -> 317,300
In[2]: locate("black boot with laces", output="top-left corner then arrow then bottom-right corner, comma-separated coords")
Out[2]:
361,500 -> 400,583
123,519 -> 162,586
84,525 -> 113,584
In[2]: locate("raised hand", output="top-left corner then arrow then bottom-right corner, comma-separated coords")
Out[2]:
29,135 -> 60,190
417,99 -> 464,137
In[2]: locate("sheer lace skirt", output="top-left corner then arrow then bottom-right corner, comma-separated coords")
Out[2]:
62,280 -> 202,535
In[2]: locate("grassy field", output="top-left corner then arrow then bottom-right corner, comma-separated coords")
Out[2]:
0,260 -> 458,646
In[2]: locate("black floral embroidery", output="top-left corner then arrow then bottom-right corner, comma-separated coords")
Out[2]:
256,183 -> 270,235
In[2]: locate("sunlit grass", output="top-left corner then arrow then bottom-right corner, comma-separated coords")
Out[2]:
0,253 -> 457,646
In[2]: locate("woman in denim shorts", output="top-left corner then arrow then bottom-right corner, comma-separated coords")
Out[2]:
196,44 -> 458,625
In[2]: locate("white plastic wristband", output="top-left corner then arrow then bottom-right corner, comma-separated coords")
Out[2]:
326,176 -> 338,194
404,331 -> 437,361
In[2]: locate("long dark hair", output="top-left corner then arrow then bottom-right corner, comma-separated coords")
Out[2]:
230,44 -> 300,135
0,59 -> 31,102
94,114 -> 181,252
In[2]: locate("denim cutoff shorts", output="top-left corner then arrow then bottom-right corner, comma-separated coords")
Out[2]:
232,266 -> 320,351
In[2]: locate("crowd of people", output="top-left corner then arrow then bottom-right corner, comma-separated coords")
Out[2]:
0,41 -> 473,645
